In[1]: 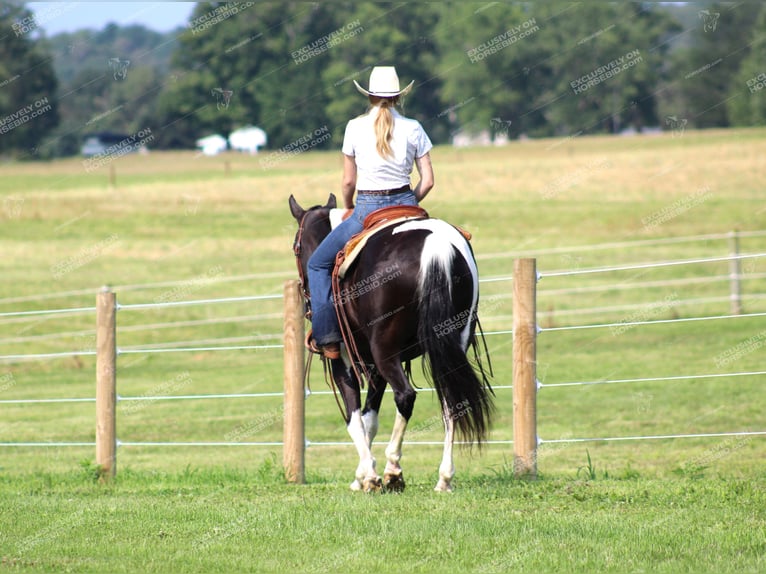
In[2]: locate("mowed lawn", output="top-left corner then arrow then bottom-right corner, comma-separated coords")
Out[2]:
0,128 -> 765,572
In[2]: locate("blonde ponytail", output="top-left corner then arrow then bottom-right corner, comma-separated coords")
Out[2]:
370,96 -> 398,158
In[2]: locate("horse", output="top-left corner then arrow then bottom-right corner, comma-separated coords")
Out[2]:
289,193 -> 493,492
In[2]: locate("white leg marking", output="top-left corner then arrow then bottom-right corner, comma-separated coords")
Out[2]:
435,404 -> 456,492
362,410 -> 379,448
347,409 -> 380,491
384,410 -> 408,478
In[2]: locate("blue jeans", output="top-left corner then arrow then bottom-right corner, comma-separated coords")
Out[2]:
307,190 -> 418,345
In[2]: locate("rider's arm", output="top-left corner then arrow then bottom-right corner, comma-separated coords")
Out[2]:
341,153 -> 357,210
413,152 -> 434,202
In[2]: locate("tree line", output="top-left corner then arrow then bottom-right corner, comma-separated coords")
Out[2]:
1,1 -> 764,159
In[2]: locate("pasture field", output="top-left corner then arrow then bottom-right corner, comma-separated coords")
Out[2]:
1,127 -> 765,572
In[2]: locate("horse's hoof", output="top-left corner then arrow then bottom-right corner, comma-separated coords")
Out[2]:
383,472 -> 406,493
362,476 -> 383,493
434,479 -> 453,493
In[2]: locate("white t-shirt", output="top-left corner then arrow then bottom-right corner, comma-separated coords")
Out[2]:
342,107 -> 433,191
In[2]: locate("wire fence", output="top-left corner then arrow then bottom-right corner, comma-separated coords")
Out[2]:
531,250 -> 766,451
1,233 -> 765,465
5,229 -> 765,307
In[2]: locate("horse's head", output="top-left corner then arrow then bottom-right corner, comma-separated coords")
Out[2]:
288,193 -> 337,296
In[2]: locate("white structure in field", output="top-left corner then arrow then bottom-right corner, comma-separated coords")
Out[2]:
196,134 -> 228,156
229,126 -> 267,155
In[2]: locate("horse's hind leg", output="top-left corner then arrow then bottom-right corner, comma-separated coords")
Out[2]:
435,401 -> 456,492
371,354 -> 415,492
331,360 -> 381,492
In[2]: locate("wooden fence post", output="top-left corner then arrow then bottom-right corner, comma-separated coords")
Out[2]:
96,286 -> 117,479
729,230 -> 742,315
513,259 -> 538,478
283,279 -> 305,484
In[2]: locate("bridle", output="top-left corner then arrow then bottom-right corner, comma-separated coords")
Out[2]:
292,211 -> 311,306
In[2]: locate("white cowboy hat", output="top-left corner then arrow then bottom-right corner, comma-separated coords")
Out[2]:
353,66 -> 414,98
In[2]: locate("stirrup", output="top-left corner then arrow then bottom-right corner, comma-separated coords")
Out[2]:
305,330 -> 340,360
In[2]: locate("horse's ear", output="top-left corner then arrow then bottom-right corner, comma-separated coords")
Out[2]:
326,193 -> 337,209
288,195 -> 305,221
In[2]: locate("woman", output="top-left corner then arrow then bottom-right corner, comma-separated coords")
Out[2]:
307,66 -> 435,359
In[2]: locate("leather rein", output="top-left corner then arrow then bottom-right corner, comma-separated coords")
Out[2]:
293,209 -> 350,417
292,211 -> 312,308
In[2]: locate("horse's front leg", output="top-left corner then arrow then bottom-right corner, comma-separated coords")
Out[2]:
435,402 -> 456,492
331,360 -> 381,492
362,370 -> 387,449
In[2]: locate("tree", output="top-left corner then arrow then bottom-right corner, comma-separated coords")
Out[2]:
0,1 -> 59,158
526,3 -> 679,136
727,5 -> 766,126
153,2 -> 446,150
434,2 -> 544,138
667,2 -> 761,128
319,2 -> 446,144
434,3 -> 680,139
40,23 -> 175,156
153,2 -> 338,151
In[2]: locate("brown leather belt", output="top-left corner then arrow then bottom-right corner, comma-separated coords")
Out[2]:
358,184 -> 410,196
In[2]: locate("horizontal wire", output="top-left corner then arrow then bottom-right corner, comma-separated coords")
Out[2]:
0,386 -> 514,406
117,316 -> 282,335
542,370 -> 766,389
0,397 -> 96,405
307,385 -> 513,397
540,430 -> 766,444
479,275 -> 514,284
2,431 -> 762,449
0,442 -> 94,447
118,392 -> 284,402
483,329 -> 513,336
0,350 -> 96,362
542,310 -> 766,333
117,293 -> 281,311
117,344 -> 282,355
542,253 -> 766,278
307,440 -> 515,447
4,372 -> 755,404
0,319 -> 284,346
117,441 -> 284,447
476,230 -> 766,260
0,306 -> 96,319
118,334 -> 282,352
0,295 -> 281,325
538,272 -> 766,298
537,294 -> 766,321
0,271 -> 294,306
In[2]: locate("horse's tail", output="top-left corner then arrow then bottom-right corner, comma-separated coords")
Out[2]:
416,225 -> 494,445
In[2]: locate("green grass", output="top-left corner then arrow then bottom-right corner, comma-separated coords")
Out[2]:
1,128 -> 766,572
1,467 -> 764,573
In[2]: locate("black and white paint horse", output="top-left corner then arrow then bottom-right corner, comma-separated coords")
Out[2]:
290,194 -> 493,492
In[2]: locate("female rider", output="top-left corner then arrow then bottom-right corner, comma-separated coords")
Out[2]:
307,66 -> 435,359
